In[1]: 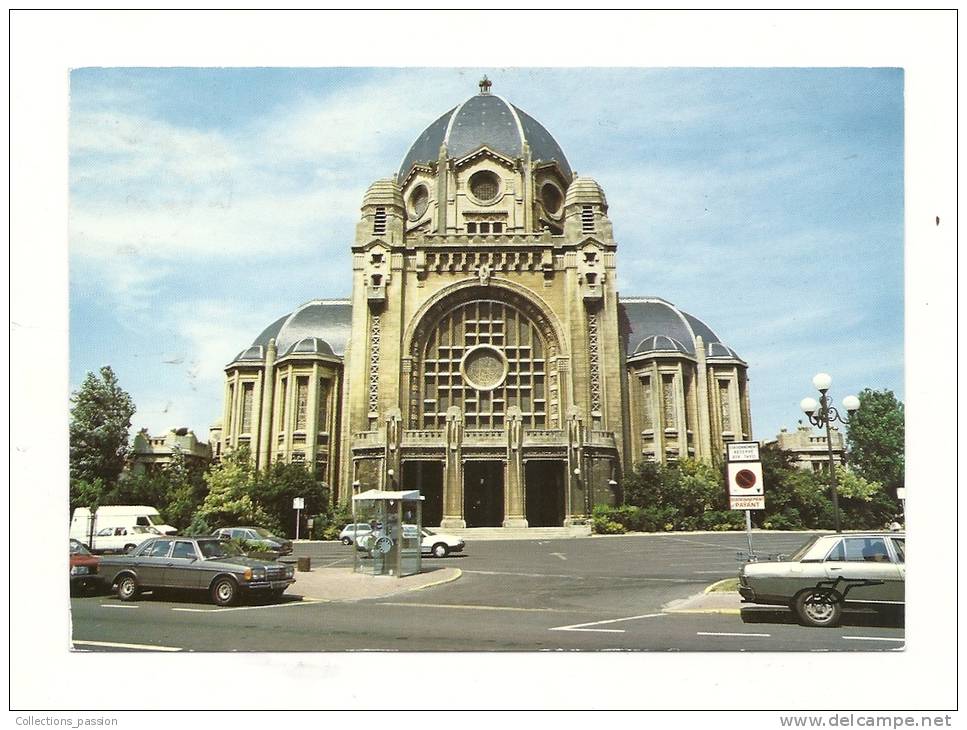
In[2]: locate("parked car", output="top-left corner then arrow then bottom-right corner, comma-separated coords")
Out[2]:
356,526 -> 465,558
339,523 -> 373,545
82,524 -> 161,554
213,527 -> 293,555
70,506 -> 178,545
69,539 -> 102,595
98,536 -> 296,606
739,532 -> 905,627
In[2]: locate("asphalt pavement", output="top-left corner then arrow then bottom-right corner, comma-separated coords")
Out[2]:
70,531 -> 904,652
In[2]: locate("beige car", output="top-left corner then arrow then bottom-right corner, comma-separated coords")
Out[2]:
738,532 -> 905,627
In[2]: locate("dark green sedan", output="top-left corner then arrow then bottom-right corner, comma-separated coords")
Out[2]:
98,536 -> 295,606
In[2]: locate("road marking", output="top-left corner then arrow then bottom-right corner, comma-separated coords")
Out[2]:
549,552 -> 567,561
462,569 -> 695,583
550,613 -> 666,633
377,601 -> 563,613
696,631 -> 771,638
693,570 -> 735,574
171,598 -> 325,613
842,636 -> 905,643
72,640 -> 182,652
100,604 -> 138,609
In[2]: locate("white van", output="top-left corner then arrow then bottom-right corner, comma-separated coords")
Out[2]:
70,506 -> 178,550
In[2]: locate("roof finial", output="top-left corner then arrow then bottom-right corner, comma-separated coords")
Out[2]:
478,75 -> 492,94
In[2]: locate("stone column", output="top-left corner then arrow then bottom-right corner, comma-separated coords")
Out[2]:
384,406 -> 403,489
255,338 -> 277,469
694,336 -> 712,461
564,405 -> 584,525
441,406 -> 466,528
503,406 -> 527,527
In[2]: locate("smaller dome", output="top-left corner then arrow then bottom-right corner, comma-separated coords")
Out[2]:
362,178 -> 403,209
564,176 -> 608,211
706,342 -> 743,360
635,335 -> 690,355
233,345 -> 266,363
285,336 -> 334,357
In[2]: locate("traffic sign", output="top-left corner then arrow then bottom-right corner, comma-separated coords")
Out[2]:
730,494 -> 765,510
727,462 -> 763,496
293,497 -> 305,510
726,441 -> 760,462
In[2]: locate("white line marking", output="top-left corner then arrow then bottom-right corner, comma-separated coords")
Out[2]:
73,640 -> 181,652
172,599 -> 324,613
100,604 -> 139,609
696,631 -> 771,638
550,613 -> 666,633
549,552 -> 567,561
377,601 -> 563,613
842,636 -> 905,643
462,569 -> 695,583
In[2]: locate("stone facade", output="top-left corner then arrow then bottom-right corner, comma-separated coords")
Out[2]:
215,80 -> 753,528
766,423 -> 844,472
128,427 -> 211,475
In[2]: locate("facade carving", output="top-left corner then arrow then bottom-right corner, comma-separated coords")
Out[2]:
215,80 -> 753,528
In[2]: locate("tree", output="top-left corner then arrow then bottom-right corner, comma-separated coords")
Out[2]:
846,389 -> 905,493
69,366 -> 136,497
255,461 -> 328,538
196,447 -> 276,531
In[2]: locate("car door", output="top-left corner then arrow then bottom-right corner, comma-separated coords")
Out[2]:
823,536 -> 904,603
136,539 -> 174,587
163,540 -> 202,589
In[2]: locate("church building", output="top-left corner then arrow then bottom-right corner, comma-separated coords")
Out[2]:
213,79 -> 752,529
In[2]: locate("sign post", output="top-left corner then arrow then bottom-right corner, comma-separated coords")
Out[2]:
726,442 -> 764,561
293,497 -> 305,540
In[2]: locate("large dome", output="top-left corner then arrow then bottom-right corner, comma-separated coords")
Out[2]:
619,297 -> 744,363
397,79 -> 572,184
241,299 -> 352,360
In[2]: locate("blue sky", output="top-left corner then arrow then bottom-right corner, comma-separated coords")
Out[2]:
69,67 -> 904,445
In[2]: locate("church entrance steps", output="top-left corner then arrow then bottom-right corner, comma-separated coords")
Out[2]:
431,526 -> 591,541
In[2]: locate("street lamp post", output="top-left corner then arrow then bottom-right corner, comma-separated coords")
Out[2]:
799,372 -> 860,534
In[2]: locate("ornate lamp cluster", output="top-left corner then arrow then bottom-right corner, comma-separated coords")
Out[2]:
799,373 -> 860,533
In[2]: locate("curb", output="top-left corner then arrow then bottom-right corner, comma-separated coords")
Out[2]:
412,568 -> 462,592
704,578 -> 739,594
664,607 -> 742,616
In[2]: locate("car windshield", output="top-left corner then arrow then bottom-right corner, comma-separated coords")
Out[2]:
787,536 -> 821,562
70,541 -> 90,556
198,539 -> 244,559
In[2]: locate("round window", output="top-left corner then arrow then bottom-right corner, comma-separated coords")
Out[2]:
469,170 -> 500,203
541,182 -> 563,215
409,184 -> 429,220
460,345 -> 508,392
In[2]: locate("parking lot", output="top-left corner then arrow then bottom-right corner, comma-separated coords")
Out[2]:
70,532 -> 904,652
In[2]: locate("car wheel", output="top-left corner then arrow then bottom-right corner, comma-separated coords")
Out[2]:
211,577 -> 238,607
341,537 -> 353,545
793,589 -> 842,628
431,543 -> 449,558
116,575 -> 139,601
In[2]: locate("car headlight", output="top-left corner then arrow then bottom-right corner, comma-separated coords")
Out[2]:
243,568 -> 253,581
70,566 -> 90,576
252,568 -> 266,581
285,566 -> 294,578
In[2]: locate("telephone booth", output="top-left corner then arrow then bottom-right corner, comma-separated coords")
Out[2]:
351,489 -> 424,577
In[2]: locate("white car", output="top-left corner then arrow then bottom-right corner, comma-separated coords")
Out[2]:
85,525 -> 161,553
339,523 -> 373,545
356,526 -> 465,558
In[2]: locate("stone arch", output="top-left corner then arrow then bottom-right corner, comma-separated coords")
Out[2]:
402,279 -> 568,430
